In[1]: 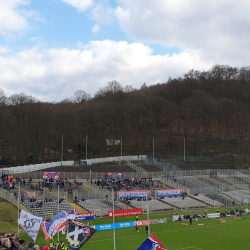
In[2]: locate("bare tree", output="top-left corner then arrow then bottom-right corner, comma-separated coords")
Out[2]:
95,80 -> 123,97
123,85 -> 136,93
72,90 -> 91,106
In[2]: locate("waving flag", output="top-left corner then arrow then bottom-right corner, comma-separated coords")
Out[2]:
66,220 -> 96,250
137,233 -> 167,250
18,210 -> 42,242
42,209 -> 78,241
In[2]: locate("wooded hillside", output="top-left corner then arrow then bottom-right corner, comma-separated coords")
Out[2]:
1,64 -> 250,166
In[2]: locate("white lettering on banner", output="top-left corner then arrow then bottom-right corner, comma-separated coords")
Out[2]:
108,208 -> 142,218
120,223 -> 130,226
100,225 -> 111,229
76,212 -> 94,218
207,213 -> 220,218
135,220 -> 151,226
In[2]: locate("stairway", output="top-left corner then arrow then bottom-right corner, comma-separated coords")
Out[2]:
188,195 -> 211,208
157,198 -> 176,210
220,193 -> 241,206
68,202 -> 89,213
116,199 -> 134,209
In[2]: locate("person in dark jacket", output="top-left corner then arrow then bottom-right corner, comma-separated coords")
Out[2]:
189,217 -> 192,225
8,234 -> 16,250
18,240 -> 25,250
29,245 -> 39,250
26,242 -> 34,250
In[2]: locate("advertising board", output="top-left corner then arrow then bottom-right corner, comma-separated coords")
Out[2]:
156,189 -> 183,197
105,172 -> 112,177
207,213 -> 220,218
117,172 -> 124,177
75,212 -> 95,221
118,190 -> 151,199
108,208 -> 142,218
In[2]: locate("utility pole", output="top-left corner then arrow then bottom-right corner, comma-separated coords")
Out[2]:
112,188 -> 116,250
61,134 -> 63,166
153,137 -> 154,163
184,137 -> 186,162
86,135 -> 88,160
121,137 -> 122,157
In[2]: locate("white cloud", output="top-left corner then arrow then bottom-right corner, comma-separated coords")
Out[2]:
0,40 -> 212,102
0,0 -> 45,39
115,0 -> 250,64
61,0 -> 93,12
20,9 -> 46,23
0,0 -> 29,38
90,0 -> 114,24
92,24 -> 100,33
0,46 -> 12,55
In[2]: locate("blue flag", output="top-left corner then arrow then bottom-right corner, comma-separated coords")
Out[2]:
137,233 -> 167,250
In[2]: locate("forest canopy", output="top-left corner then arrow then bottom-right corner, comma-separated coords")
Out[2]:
1,65 -> 250,166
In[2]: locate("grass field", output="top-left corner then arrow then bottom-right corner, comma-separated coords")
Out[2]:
1,201 -> 250,250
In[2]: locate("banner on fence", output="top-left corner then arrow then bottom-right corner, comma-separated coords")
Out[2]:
104,172 -> 112,177
207,213 -> 220,218
117,172 -> 124,177
75,212 -> 95,221
151,218 -> 168,224
108,208 -> 142,218
26,192 -> 36,199
118,190 -> 151,199
43,172 -> 59,180
156,189 -> 183,197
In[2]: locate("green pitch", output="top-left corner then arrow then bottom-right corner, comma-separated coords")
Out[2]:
2,202 -> 249,250
82,215 -> 250,250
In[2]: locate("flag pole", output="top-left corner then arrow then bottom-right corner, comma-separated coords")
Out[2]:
43,178 -> 45,219
112,188 -> 116,250
146,191 -> 150,235
17,182 -> 20,237
58,185 -> 60,242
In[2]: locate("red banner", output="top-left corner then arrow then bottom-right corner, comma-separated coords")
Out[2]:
108,208 -> 142,218
134,220 -> 152,226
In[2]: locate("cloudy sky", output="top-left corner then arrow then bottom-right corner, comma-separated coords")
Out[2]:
0,0 -> 249,102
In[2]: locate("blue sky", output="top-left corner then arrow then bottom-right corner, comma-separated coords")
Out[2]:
0,0 -> 249,102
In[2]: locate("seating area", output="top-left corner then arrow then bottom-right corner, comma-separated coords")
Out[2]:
236,189 -> 250,199
162,196 -> 206,209
224,190 -> 250,204
190,194 -> 223,207
23,200 -> 78,217
129,199 -> 174,211
77,199 -> 120,217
